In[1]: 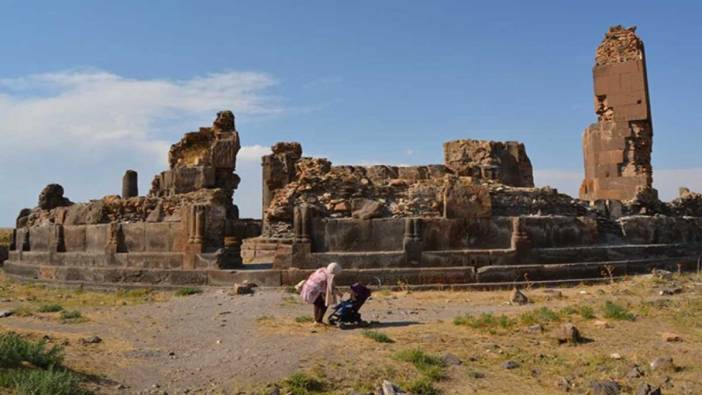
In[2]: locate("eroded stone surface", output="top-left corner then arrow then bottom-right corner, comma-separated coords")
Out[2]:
580,26 -> 653,201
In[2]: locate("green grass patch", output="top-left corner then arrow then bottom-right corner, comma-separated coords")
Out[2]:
294,315 -> 314,324
0,367 -> 87,395
37,304 -> 64,313
454,313 -> 515,331
519,307 -> 560,325
59,310 -> 82,322
361,329 -> 394,343
579,305 -> 596,319
0,333 -> 87,394
394,349 -> 445,381
0,333 -> 64,369
602,301 -> 635,321
175,287 -> 202,297
282,372 -> 327,395
403,376 -> 440,395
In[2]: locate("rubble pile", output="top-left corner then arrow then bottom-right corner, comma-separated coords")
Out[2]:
16,112 -> 242,228
595,25 -> 643,66
261,138 -> 595,238
669,188 -> 702,217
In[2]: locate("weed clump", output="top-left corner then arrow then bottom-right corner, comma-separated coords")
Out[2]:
294,315 -> 314,324
361,330 -> 394,343
59,310 -> 82,322
454,313 -> 515,331
282,372 -> 327,394
0,333 -> 86,394
37,304 -> 64,313
175,287 -> 202,297
519,307 -> 560,325
603,301 -> 635,321
394,348 -> 445,381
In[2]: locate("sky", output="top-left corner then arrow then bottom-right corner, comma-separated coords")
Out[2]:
1,0 -> 702,226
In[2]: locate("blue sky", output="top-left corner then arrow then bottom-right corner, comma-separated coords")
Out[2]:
1,1 -> 702,226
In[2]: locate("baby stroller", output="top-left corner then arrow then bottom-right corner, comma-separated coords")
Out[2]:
328,283 -> 371,328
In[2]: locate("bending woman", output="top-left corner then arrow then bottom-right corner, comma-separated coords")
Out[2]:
300,262 -> 343,324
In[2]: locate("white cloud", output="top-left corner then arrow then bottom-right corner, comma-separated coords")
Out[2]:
535,168 -> 702,201
0,69 -> 280,226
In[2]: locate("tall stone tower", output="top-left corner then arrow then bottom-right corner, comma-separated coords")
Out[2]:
579,26 -> 654,201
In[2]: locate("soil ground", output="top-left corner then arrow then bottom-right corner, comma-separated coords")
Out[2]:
0,271 -> 700,394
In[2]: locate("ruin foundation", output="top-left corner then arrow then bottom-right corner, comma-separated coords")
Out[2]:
6,26 -> 702,288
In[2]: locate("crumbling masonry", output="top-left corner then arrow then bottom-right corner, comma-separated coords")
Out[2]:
5,26 -> 702,287
580,26 -> 654,201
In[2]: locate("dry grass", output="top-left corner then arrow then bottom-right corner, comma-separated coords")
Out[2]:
268,274 -> 702,394
0,273 -> 171,312
0,229 -> 11,248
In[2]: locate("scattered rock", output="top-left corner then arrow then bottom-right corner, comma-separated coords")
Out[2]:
543,289 -> 563,298
610,353 -> 622,360
352,199 -> 385,220
0,310 -> 13,318
80,336 -> 102,345
594,320 -> 611,329
557,377 -> 573,392
659,286 -> 683,296
661,332 -> 682,342
651,269 -> 673,280
527,324 -> 543,334
232,281 -> 257,295
510,288 -> 529,305
650,356 -> 675,372
636,383 -> 662,395
381,380 -> 405,395
502,360 -> 519,369
626,365 -> 645,379
556,323 -> 583,344
441,353 -> 462,366
468,371 -> 485,379
590,380 -> 620,395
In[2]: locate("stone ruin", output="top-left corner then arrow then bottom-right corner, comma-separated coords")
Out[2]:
6,112 -> 261,286
5,26 -> 702,288
580,25 -> 654,201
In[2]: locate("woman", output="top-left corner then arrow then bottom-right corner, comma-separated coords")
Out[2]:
300,262 -> 343,324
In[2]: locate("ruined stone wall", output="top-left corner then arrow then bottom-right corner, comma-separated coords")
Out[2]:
580,26 -> 654,201
443,140 -> 534,187
260,139 -> 543,239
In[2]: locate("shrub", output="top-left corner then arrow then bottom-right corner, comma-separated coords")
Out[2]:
0,333 -> 64,369
603,301 -> 635,321
37,304 -> 64,313
361,330 -> 394,343
59,310 -> 82,321
282,372 -> 326,395
175,287 -> 202,296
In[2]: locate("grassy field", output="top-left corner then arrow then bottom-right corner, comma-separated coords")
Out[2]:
263,273 -> 702,394
0,270 -> 699,394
